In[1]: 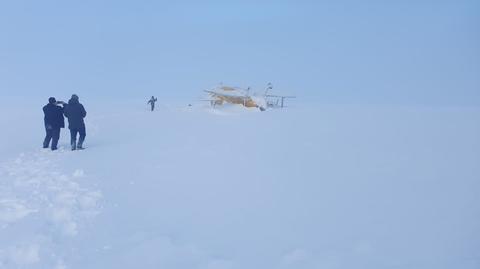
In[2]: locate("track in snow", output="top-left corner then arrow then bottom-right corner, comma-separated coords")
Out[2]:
0,149 -> 102,268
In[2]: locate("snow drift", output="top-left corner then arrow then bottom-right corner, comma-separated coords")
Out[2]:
0,98 -> 479,269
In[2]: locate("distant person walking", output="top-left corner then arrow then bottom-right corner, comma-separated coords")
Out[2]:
147,96 -> 157,111
43,97 -> 66,150
64,94 -> 87,150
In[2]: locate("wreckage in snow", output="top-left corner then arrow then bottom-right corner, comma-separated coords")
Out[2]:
204,83 -> 295,111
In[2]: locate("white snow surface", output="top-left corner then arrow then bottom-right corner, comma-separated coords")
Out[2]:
0,99 -> 479,269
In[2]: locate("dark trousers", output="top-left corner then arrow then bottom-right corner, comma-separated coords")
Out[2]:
43,127 -> 61,150
70,126 -> 86,149
150,104 -> 155,111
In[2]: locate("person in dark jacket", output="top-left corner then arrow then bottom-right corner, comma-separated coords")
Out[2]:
147,96 -> 157,111
64,94 -> 87,150
43,97 -> 66,150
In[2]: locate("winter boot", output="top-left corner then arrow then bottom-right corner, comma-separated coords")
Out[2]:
77,142 -> 84,150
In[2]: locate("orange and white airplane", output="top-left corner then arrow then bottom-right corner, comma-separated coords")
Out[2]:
204,83 -> 294,111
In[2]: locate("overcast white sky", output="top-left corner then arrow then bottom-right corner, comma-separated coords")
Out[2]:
0,0 -> 478,105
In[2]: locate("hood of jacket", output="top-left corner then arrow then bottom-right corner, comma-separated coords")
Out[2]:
68,98 -> 79,105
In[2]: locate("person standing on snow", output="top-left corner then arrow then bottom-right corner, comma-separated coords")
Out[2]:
43,97 -> 66,150
147,96 -> 157,111
64,94 -> 87,150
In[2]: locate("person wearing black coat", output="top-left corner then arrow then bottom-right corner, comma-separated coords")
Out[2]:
64,94 -> 87,150
43,97 -> 65,150
147,96 -> 157,111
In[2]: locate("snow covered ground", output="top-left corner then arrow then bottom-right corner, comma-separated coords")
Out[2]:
0,98 -> 479,269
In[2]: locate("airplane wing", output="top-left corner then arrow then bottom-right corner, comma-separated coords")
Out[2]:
204,90 -> 218,95
205,90 -> 248,99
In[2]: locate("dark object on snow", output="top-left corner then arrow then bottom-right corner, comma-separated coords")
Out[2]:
147,96 -> 157,111
43,97 -> 65,150
64,94 -> 87,150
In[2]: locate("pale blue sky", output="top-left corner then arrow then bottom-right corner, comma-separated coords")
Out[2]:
0,0 -> 478,105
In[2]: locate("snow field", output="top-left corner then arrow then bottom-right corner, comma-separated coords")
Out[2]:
0,149 -> 102,268
0,99 -> 479,268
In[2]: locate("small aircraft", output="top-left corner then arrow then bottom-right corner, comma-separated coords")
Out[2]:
204,83 -> 294,111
